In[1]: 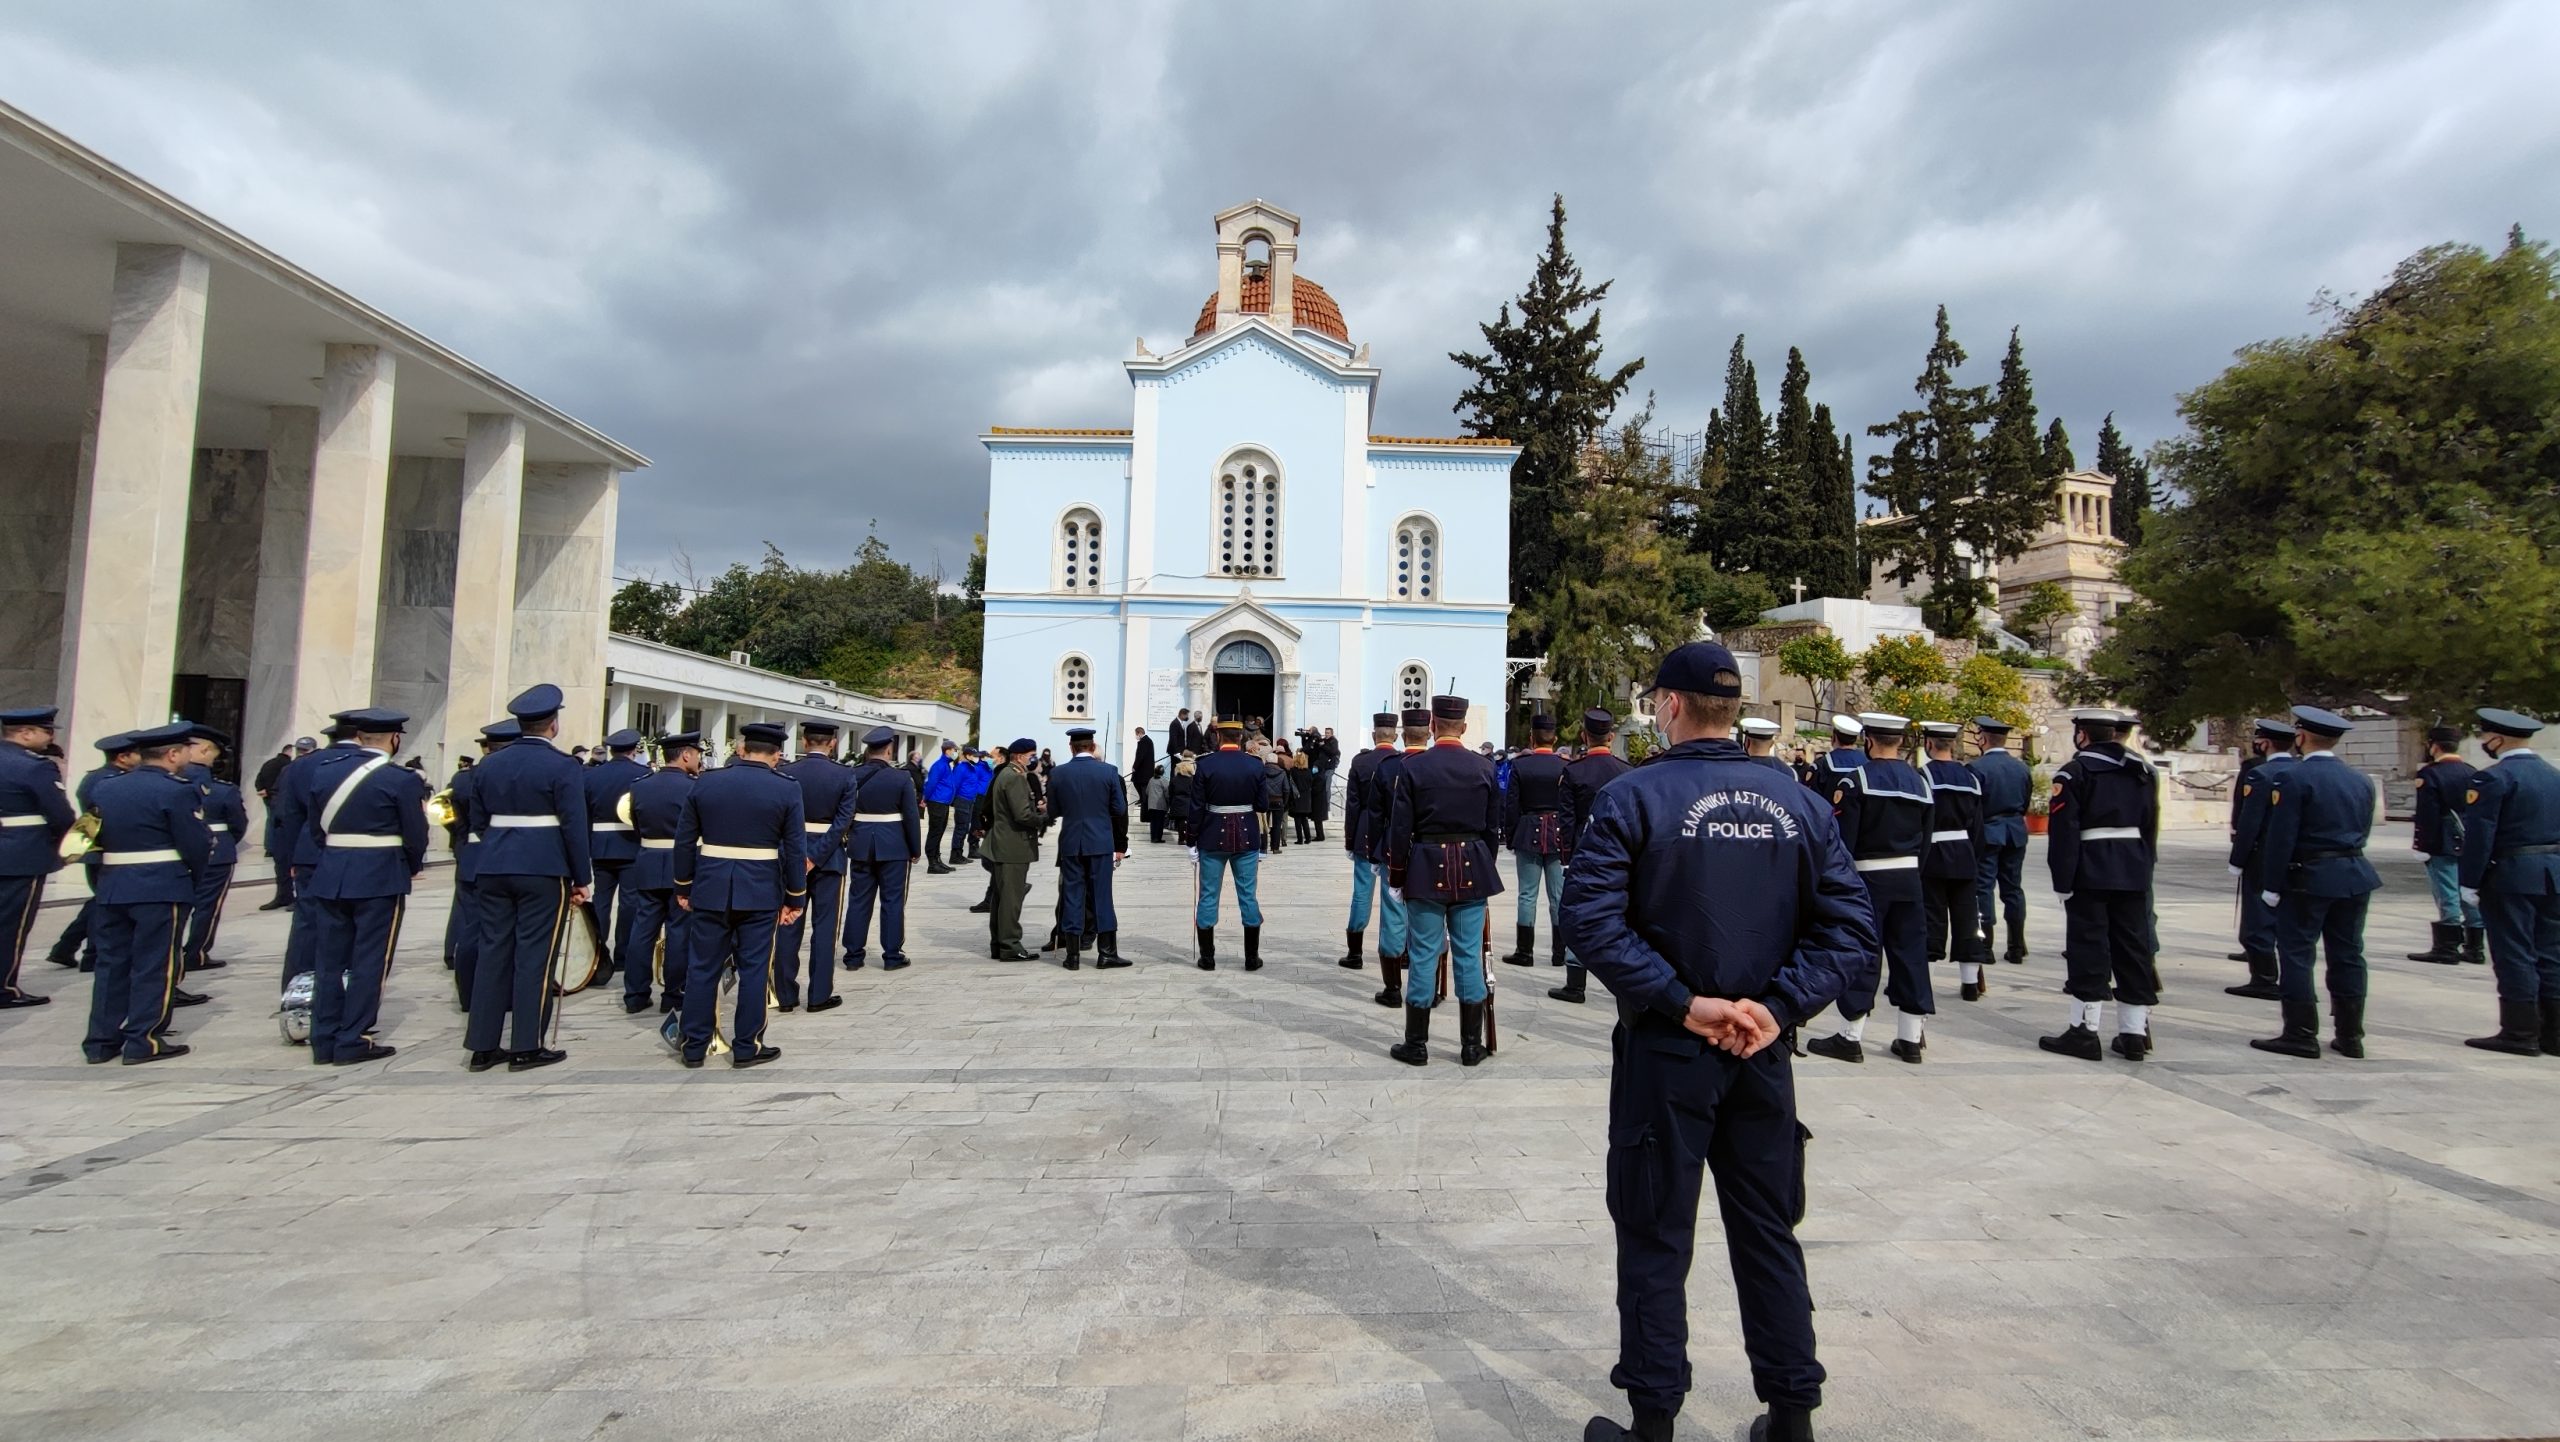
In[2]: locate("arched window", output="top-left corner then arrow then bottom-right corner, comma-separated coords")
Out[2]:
1392,514 -> 1439,602
1214,449 -> 1282,579
1055,507 -> 1104,592
1397,663 -> 1429,714
1056,654 -> 1092,718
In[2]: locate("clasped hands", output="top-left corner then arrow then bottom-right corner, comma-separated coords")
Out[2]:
1684,996 -> 1781,1057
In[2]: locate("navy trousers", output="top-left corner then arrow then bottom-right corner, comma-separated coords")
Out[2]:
1606,1024 -> 1822,1418
183,863 -> 233,971
2062,889 -> 2161,1004
281,864 -> 318,984
2481,889 -> 2560,1005
1842,870 -> 1931,1017
85,900 -> 184,1062
622,885 -> 686,1003
590,860 -> 628,971
1974,839 -> 2025,940
1922,875 -> 1986,964
1056,853 -> 1117,939
776,867 -> 843,1004
2275,890 -> 2371,1004
446,879 -> 479,1009
2238,863 -> 2280,956
49,896 -> 91,965
309,895 -> 404,1059
843,859 -> 908,963
1,873 -> 42,999
465,874 -> 567,1053
680,905 -> 776,1058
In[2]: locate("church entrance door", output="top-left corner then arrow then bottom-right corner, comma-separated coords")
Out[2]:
1211,638 -> 1278,735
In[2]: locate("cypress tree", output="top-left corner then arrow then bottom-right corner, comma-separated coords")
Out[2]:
1800,406 -> 1862,599
2094,411 -> 2153,542
1865,306 -> 2011,638
2042,416 -> 2077,474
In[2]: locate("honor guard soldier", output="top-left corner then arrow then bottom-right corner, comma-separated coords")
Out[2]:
1558,642 -> 1875,1442
673,721 -> 805,1068
2039,710 -> 2165,1061
1917,721 -> 1990,1000
1360,708 -> 1432,998
268,720 -> 357,986
0,706 -> 75,1007
2224,717 -> 2299,999
619,730 -> 702,1013
300,708 -> 428,1065
2249,706 -> 2380,1060
1046,726 -> 1127,971
1499,713 -> 1570,968
1806,714 -> 1937,1064
1815,715 -> 1866,780
462,684 -> 593,1074
842,724 -> 922,973
179,725 -> 247,979
1338,710 -> 1400,973
583,728 -> 649,978
1968,716 -> 2032,965
47,732 -> 139,974
1187,717 -> 1266,969
2408,725 -> 2485,966
1739,717 -> 1789,773
81,722 -> 212,1064
777,720 -> 857,1012
2459,707 -> 2560,1055
1550,707 -> 1635,1005
981,739 -> 1045,960
444,720 -> 515,1011
1386,694 -> 1504,1066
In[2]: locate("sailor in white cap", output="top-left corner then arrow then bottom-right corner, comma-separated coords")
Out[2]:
1738,718 -> 1789,774
1806,714 -> 1938,1064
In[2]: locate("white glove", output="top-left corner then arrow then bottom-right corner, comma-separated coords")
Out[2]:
1186,847 -> 1198,862
2461,887 -> 2481,907
2260,891 -> 2280,908
2227,865 -> 2242,878
2055,892 -> 2071,902
1389,887 -> 1405,903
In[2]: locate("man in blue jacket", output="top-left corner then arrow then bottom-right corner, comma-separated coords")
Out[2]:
841,724 -> 921,974
583,728 -> 650,978
0,705 -> 75,1008
1499,714 -> 1570,969
2406,724 -> 2482,965
1559,641 -> 1874,1442
1187,717 -> 1268,970
2224,717 -> 2299,1000
674,721 -> 806,1068
444,720 -> 515,1010
1361,708 -> 1431,1002
2041,710 -> 2164,1061
921,739 -> 963,874
776,720 -> 856,1012
1046,725 -> 1127,971
619,729 -> 703,1013
1338,711 -> 1399,975
299,707 -> 429,1065
2459,707 -> 2560,1056
956,749 -> 993,861
2249,705 -> 2381,1060
1967,716 -> 2032,965
82,722 -> 212,1064
179,724 -> 249,979
269,720 -> 358,986
1387,695 -> 1505,1066
462,684 -> 592,1073
44,731 -> 137,974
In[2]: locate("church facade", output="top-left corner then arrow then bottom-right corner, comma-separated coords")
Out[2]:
978,201 -> 1515,761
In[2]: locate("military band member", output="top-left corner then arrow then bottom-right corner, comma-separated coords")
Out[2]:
269,721 -> 356,986
2249,706 -> 2380,1060
1550,707 -> 1633,1004
462,684 -> 592,1074
1917,721 -> 1990,1000
2459,707 -> 2560,1056
2040,709 -> 2165,1062
1807,714 -> 1937,1064
2224,717 -> 2298,999
1738,716 -> 1788,773
776,720 -> 857,1012
179,725 -> 247,979
1187,717 -> 1266,970
300,708 -> 428,1065
444,720 -> 515,1010
2407,725 -> 2484,965
1387,694 -> 1504,1067
583,728 -> 649,977
984,739 -> 1045,961
1361,708 -> 1431,999
674,721 -> 804,1068
1968,716 -> 2032,965
1047,725 -> 1126,971
842,724 -> 922,973
46,732 -> 138,973
81,722 -> 210,1064
1339,711 -> 1399,973
0,706 -> 74,1007
1499,713 -> 1570,968
620,730 -> 702,1013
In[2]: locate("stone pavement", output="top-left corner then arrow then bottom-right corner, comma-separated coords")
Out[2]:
2,831 -> 2556,1442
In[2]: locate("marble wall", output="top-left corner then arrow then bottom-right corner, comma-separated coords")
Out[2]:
512,462 -> 616,743
0,441 -> 79,704
174,448 -> 265,680
374,455 -> 462,774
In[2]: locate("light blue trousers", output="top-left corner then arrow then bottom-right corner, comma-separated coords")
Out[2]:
1404,899 -> 1488,1005
1348,854 -> 1379,931
2425,854 -> 2484,927
1514,851 -> 1564,929
1196,849 -> 1263,929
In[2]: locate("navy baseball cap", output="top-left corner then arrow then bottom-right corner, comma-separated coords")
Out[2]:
1643,641 -> 1743,697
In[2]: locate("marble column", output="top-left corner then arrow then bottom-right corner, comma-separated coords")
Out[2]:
289,343 -> 396,735
59,246 -> 209,759
511,461 -> 618,744
444,413 -> 523,762
244,405 -> 317,757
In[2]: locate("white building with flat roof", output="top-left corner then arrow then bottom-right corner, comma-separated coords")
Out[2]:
604,636 -> 968,760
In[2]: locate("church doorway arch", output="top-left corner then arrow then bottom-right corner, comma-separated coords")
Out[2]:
1211,637 -> 1277,734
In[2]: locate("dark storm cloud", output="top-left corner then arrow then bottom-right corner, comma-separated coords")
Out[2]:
4,1 -> 2553,581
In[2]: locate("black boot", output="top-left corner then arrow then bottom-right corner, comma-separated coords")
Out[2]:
1042,925 -> 1062,953
1243,925 -> 1262,971
2004,913 -> 2027,963
1374,955 -> 1403,1008
2465,927 -> 2488,964
1582,1407 -> 1677,1441
2225,951 -> 2283,999
2328,993 -> 2365,1058
1549,962 -> 1587,1003
1459,1001 -> 1488,1066
1339,929 -> 1364,970
1096,931 -> 1130,969
1749,1405 -> 1814,1442
1196,928 -> 1216,970
2250,998 -> 2322,1059
1390,1004 -> 1430,1066
2408,921 -> 2463,964
2540,1000 -> 2560,1055
1063,939 -> 1081,972
2465,999 -> 2544,1056
1500,925 -> 1535,967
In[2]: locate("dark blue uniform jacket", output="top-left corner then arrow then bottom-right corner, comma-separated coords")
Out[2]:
183,765 -> 249,869
270,744 -> 360,868
782,754 -> 858,873
1387,741 -> 1505,904
2459,749 -> 2560,896
676,759 -> 809,911
584,755 -> 650,865
1340,744 -> 1393,858
90,768 -> 211,905
1362,748 -> 1422,864
2411,756 -> 2476,857
1969,748 -> 2032,850
1559,748 -> 1634,862
301,749 -> 429,898
466,737 -> 592,884
2257,752 -> 2380,898
1047,755 -> 1125,857
0,739 -> 76,876
1503,747 -> 1570,855
1921,758 -> 1983,879
627,767 -> 694,890
2228,753 -> 2296,878
2048,743 -> 2160,894
1829,758 -> 1932,862
1185,747 -> 1267,854
844,758 -> 923,861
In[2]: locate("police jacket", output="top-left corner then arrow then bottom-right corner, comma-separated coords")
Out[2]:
1969,747 -> 2032,850
1559,747 -> 1634,861
2411,755 -> 2476,857
584,754 -> 650,866
1557,737 -> 1876,1032
1341,744 -> 1393,856
782,753 -> 859,874
2257,752 -> 2379,898
626,766 -> 694,890
0,738 -> 74,877
2047,742 -> 2160,894
843,757 -> 922,861
923,755 -> 963,804
1921,757 -> 1983,879
1829,757 -> 1933,876
1362,748 -> 1423,864
2458,749 -> 2560,897
674,758 -> 808,911
271,744 -> 359,869
1387,740 -> 1506,904
302,748 -> 429,899
183,763 -> 249,870
1185,747 -> 1266,855
982,764 -> 1044,864
465,736 -> 593,885
1047,754 -> 1126,857
2227,753 -> 2296,877
1503,747 -> 1570,855
89,767 -> 211,905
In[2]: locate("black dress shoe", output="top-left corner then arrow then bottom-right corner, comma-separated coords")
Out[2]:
2111,1031 -> 2151,1061
1888,1038 -> 1925,1064
806,996 -> 844,1013
622,994 -> 652,1014
966,901 -> 993,914
310,1050 -> 336,1066
123,1044 -> 190,1065
680,1052 -> 705,1069
731,1042 -> 781,1069
0,991 -> 49,1008
334,1042 -> 397,1065
775,997 -> 799,1012
2039,1024 -> 2103,1061
85,1050 -> 117,1064
996,947 -> 1038,961
842,958 -> 866,972
257,898 -> 293,911
190,957 -> 227,971
1805,1033 -> 1864,1064
507,1047 -> 568,1072
467,1049 -> 505,1072
882,957 -> 911,971
660,993 -> 680,1014
1096,954 -> 1130,970
171,989 -> 210,1007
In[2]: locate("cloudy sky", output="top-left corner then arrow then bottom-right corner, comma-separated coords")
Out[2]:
4,2 -> 2552,585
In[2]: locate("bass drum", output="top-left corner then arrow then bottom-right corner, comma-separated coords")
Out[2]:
657,964 -> 739,1057
277,972 -> 315,1045
550,899 -> 607,996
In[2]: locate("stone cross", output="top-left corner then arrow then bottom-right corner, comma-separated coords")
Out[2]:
1790,577 -> 1807,604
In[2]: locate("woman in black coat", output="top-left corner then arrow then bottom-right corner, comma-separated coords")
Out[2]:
1286,752 -> 1319,845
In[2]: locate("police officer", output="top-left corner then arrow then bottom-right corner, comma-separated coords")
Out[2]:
81,722 -> 211,1064
1499,713 -> 1570,969
983,738 -> 1045,961
1338,711 -> 1399,974
1917,721 -> 1990,1001
673,721 -> 805,1068
2408,724 -> 2483,966
1807,713 -> 1936,1064
776,720 -> 857,1012
921,739 -> 963,875
2459,707 -> 2560,1056
1739,717 -> 1789,773
0,706 -> 74,1007
1187,716 -> 1267,970
2224,717 -> 2298,999
1551,707 -> 1635,1004
1815,715 -> 1865,780
1044,726 -> 1125,971
1386,694 -> 1504,1066
300,707 -> 428,1065
1557,641 -> 1875,1442
462,684 -> 592,1073
620,730 -> 702,1014
179,724 -> 248,979
2249,706 -> 2381,1060
1968,716 -> 2032,965
2039,710 -> 2166,1061
842,724 -> 921,974
45,731 -> 138,973
444,720 -> 515,1011
583,728 -> 649,977
269,719 -> 358,986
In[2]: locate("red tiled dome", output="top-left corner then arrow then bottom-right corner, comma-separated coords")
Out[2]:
1192,272 -> 1349,343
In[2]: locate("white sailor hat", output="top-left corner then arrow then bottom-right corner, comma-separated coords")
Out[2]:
1855,712 -> 1909,734
1739,718 -> 1781,737
1829,714 -> 1864,736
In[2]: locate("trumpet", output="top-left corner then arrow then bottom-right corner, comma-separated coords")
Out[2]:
58,810 -> 100,861
425,787 -> 457,826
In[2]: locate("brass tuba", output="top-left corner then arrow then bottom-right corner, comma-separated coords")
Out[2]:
425,787 -> 458,827
58,810 -> 100,861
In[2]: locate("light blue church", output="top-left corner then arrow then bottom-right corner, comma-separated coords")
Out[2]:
978,201 -> 1516,762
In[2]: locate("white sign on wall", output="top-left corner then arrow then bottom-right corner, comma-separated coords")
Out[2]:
1302,673 -> 1337,720
1145,669 -> 1183,725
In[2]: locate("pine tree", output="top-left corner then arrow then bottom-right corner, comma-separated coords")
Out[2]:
1691,337 -> 1770,569
1451,194 -> 1644,651
2094,412 -> 2152,542
1801,407 -> 1862,599
1983,327 -> 2064,551
1864,306 -> 2013,638
2042,417 -> 2076,474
